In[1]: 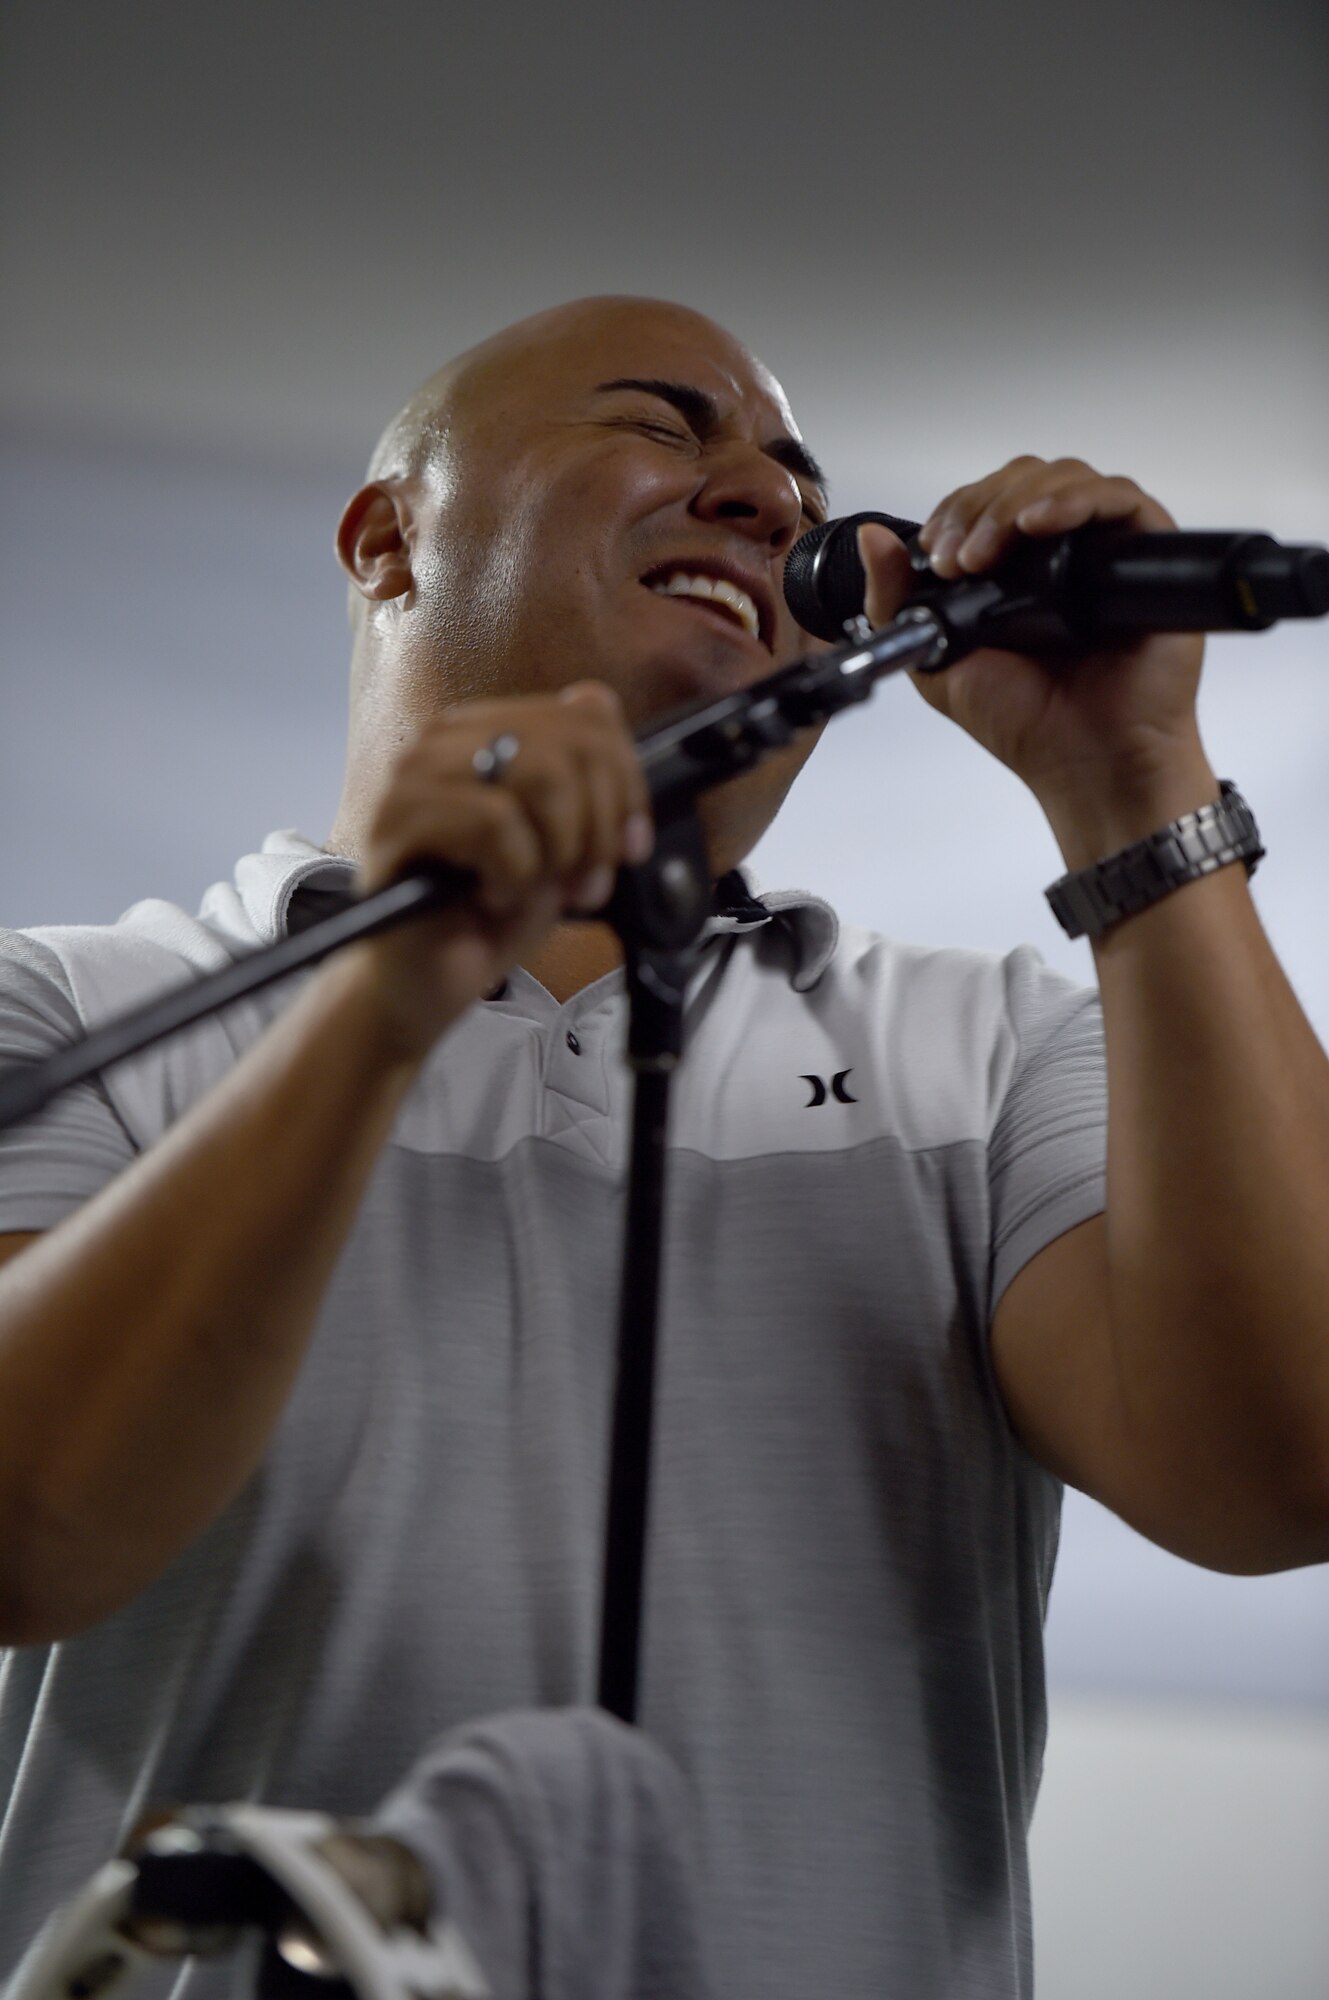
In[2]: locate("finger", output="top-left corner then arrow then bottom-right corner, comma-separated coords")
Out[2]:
560,728 -> 652,916
559,741 -> 633,911
395,688 -> 652,905
469,785 -> 565,918
951,460 -> 1098,573
1014,475 -> 1176,538
370,786 -> 546,916
503,739 -> 594,880
857,522 -> 914,628
562,862 -> 617,915
555,720 -> 644,913
506,711 -> 647,895
556,678 -> 625,720
918,456 -> 1048,571
558,682 -> 654,863
929,464 -> 1173,577
574,741 -> 626,872
924,459 -> 1084,577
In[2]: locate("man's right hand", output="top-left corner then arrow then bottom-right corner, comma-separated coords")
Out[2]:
348,680 -> 655,1063
0,687 -> 655,1643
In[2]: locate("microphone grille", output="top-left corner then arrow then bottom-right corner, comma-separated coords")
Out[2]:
783,512 -> 923,641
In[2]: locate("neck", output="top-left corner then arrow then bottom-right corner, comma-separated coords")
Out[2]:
521,919 -> 624,1004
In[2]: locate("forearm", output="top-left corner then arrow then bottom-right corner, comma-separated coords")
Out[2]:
0,946 -> 429,1642
1046,750 -> 1329,1530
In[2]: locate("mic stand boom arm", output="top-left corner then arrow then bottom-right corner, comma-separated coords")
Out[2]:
0,598 -> 955,1756
0,591 -> 973,1752
0,601 -> 952,1140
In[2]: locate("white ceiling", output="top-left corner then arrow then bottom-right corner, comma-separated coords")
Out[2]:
3,0 -> 1327,524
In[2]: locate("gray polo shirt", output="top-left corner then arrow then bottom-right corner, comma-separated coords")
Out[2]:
0,832 -> 1107,1999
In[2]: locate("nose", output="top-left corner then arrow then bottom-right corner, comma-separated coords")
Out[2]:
690,442 -> 805,554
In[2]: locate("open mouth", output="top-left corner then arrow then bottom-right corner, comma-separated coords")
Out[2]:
640,565 -> 768,647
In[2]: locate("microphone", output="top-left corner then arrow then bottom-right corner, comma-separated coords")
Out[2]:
783,511 -> 1329,651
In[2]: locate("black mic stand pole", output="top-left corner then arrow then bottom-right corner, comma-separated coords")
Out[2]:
590,603 -> 959,1721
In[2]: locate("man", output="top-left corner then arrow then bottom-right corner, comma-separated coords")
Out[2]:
1,296 -> 1326,1999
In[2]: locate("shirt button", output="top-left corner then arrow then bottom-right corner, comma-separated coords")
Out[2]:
565,1029 -> 582,1054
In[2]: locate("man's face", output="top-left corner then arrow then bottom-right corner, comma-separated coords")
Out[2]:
399,301 -> 831,734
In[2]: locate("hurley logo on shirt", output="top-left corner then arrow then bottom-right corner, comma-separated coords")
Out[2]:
801,1070 -> 858,1106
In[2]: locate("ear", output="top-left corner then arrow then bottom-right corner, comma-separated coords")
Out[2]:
335,482 -> 414,603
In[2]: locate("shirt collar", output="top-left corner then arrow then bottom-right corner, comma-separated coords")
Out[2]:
702,866 -> 839,992
211,832 -> 839,993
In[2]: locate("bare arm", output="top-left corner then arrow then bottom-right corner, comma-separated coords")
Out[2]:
0,682 -> 651,1644
0,954 -> 427,1643
992,783 -> 1329,1573
860,460 -> 1329,1572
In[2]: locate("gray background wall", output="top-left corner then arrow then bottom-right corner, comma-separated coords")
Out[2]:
2,3 -> 1327,1991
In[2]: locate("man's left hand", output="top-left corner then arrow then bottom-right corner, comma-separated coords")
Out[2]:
858,457 -> 1207,826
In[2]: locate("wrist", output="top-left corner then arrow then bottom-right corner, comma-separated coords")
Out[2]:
1044,777 -> 1263,943
1038,742 -> 1220,873
313,946 -> 443,1084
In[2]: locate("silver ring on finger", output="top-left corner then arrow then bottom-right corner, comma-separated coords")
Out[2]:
472,732 -> 521,784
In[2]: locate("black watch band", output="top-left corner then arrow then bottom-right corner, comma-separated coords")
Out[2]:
1045,779 -> 1264,940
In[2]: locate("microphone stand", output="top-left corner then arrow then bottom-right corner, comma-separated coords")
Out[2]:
0,560 -> 1306,1733
0,599 -> 955,1731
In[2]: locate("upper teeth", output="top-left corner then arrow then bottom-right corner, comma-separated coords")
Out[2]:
651,571 -> 760,641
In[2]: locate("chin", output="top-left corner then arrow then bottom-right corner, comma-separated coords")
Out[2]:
640,645 -> 765,722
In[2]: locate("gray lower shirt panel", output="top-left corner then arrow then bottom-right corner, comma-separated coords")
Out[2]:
1,1134 -> 1078,2000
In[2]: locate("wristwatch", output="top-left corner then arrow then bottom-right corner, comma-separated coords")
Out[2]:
1045,779 -> 1264,940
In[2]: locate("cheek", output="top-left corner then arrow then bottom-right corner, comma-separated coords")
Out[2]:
500,468 -> 660,642
526,439 -> 691,573
471,470 -> 601,606
412,523 -> 522,663
406,440 -> 695,699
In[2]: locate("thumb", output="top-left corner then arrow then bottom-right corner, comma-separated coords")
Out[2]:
857,521 -> 913,629
556,678 -> 624,717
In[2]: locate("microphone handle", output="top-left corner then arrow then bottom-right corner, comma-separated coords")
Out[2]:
951,528 -> 1329,649
788,514 -> 1329,648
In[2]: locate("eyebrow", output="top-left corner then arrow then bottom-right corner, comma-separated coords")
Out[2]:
593,377 -> 829,501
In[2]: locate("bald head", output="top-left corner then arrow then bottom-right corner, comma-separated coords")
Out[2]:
364,295 -> 799,487
328,291 -> 833,874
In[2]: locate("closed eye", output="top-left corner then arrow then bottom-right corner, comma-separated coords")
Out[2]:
608,409 -> 824,521
600,409 -> 690,438
612,416 -> 695,449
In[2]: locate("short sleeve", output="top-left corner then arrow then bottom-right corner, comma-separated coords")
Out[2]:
987,944 -> 1107,1314
0,931 -> 139,1232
